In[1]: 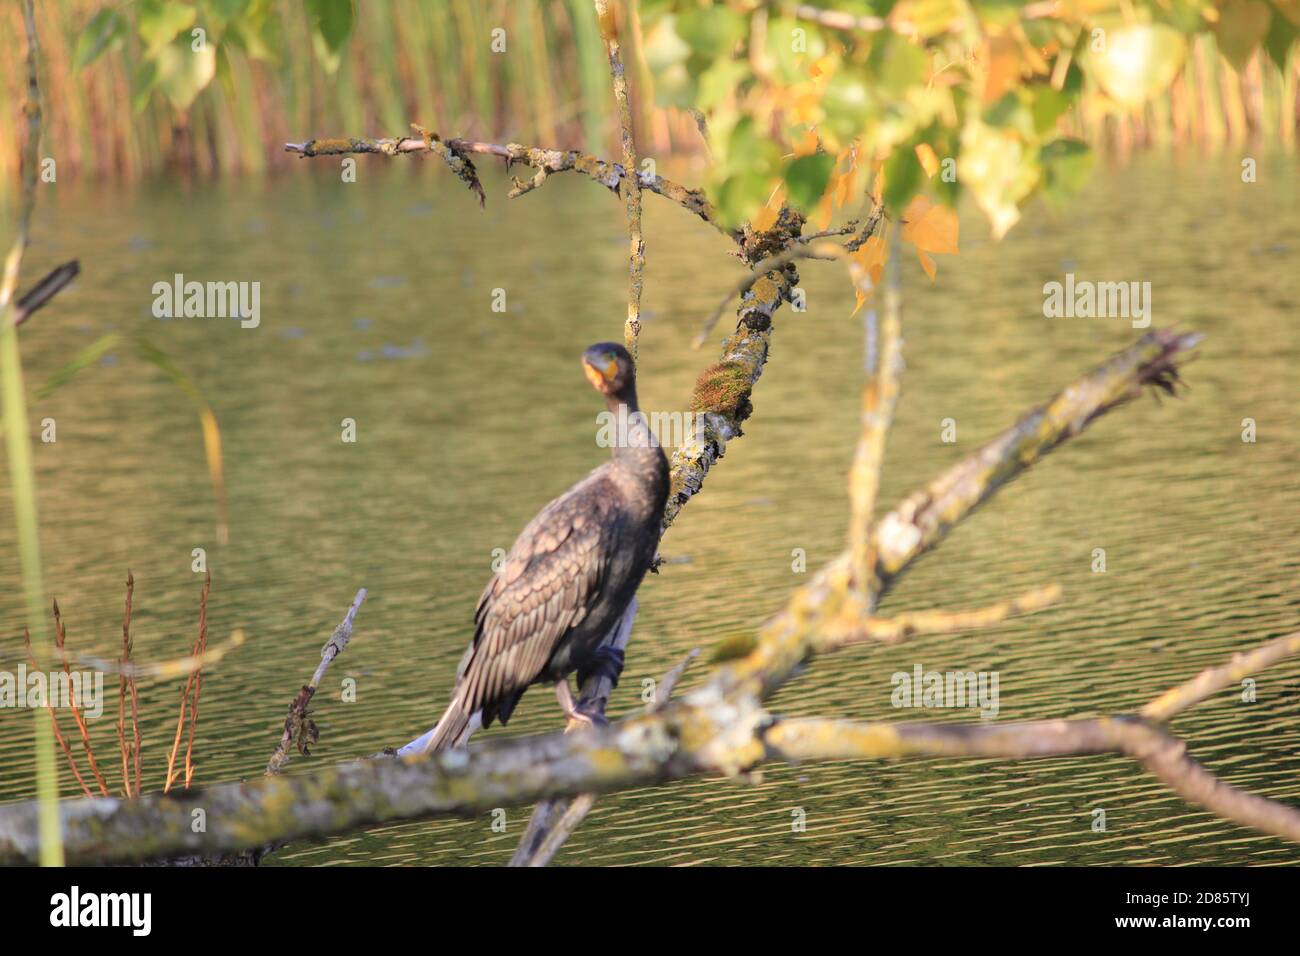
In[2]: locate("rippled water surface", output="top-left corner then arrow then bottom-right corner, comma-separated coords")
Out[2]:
1,153 -> 1297,865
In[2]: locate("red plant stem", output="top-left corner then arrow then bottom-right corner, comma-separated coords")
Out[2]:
52,600 -> 110,796
23,630 -> 92,797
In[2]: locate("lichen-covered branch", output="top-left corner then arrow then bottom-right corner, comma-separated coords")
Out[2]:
868,329 -> 1202,598
284,132 -> 733,240
2,630 -> 1296,865
763,711 -> 1300,842
848,224 -> 902,593
666,207 -> 815,533
1140,630 -> 1300,723
685,330 -> 1203,710
816,583 -> 1062,648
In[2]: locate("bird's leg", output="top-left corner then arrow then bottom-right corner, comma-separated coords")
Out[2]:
554,679 -> 607,729
576,645 -> 625,690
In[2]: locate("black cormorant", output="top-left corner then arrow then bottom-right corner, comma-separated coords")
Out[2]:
416,342 -> 667,752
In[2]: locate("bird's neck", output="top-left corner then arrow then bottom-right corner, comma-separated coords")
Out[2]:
603,395 -> 663,470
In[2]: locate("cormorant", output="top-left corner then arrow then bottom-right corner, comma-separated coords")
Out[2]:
415,342 -> 667,752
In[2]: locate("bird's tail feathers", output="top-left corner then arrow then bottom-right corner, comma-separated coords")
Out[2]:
416,694 -> 480,754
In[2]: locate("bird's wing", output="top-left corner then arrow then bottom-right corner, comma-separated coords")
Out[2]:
458,471 -> 619,715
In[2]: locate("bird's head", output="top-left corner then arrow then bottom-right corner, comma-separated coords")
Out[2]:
581,342 -> 635,399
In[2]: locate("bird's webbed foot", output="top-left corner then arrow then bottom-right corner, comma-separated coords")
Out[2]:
554,679 -> 609,729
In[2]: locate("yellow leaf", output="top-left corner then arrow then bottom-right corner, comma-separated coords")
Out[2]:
900,195 -> 959,279
1089,24 -> 1187,111
917,250 -> 937,280
915,143 -> 940,178
793,129 -> 820,157
753,183 -> 785,232
849,234 -> 889,313
981,34 -> 1021,104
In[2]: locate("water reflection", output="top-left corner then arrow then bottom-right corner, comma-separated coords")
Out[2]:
1,154 -> 1297,865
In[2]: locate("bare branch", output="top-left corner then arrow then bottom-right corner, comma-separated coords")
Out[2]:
816,583 -> 1063,649
13,261 -> 79,327
594,0 -> 645,359
266,589 -> 368,776
848,223 -> 902,592
285,133 -> 733,240
869,329 -> 1203,598
3,631 -> 1296,864
762,713 -> 1300,842
693,241 -> 846,348
1141,630 -> 1300,723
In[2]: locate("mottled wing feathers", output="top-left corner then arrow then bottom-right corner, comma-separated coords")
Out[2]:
459,471 -> 619,724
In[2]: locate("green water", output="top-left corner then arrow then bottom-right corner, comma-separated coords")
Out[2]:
1,153 -> 1297,865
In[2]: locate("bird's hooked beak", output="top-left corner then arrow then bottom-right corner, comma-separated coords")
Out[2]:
582,353 -> 618,390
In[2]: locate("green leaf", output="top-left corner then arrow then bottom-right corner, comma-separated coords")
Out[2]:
822,73 -> 875,144
883,145 -> 924,215
1215,0 -> 1273,70
308,0 -> 353,50
1040,138 -> 1094,206
138,0 -> 198,56
765,15 -> 826,84
868,33 -> 927,96
722,116 -> 778,175
715,171 -> 773,229
784,153 -> 835,213
73,9 -> 126,71
960,118 -> 1039,238
1088,24 -> 1187,110
697,59 -> 749,111
33,333 -> 122,402
1030,85 -> 1071,136
642,14 -> 694,107
674,6 -> 745,59
152,37 -> 217,111
306,0 -> 352,73
1264,7 -> 1298,69
201,0 -> 252,38
131,59 -> 159,114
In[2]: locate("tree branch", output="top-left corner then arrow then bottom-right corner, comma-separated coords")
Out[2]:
266,589 -> 368,775
869,329 -> 1203,599
816,583 -> 1063,648
2,629 -> 1295,865
848,223 -> 902,593
13,261 -> 79,327
285,132 -> 734,240
594,0 -> 645,359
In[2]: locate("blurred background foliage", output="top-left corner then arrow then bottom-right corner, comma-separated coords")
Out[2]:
639,0 -> 1299,234
0,2 -> 1295,224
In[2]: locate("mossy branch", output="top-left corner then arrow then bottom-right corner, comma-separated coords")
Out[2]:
1,628 -> 1296,864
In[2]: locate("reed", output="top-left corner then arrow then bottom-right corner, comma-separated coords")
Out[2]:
0,0 -> 681,185
3,2 -> 1294,188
